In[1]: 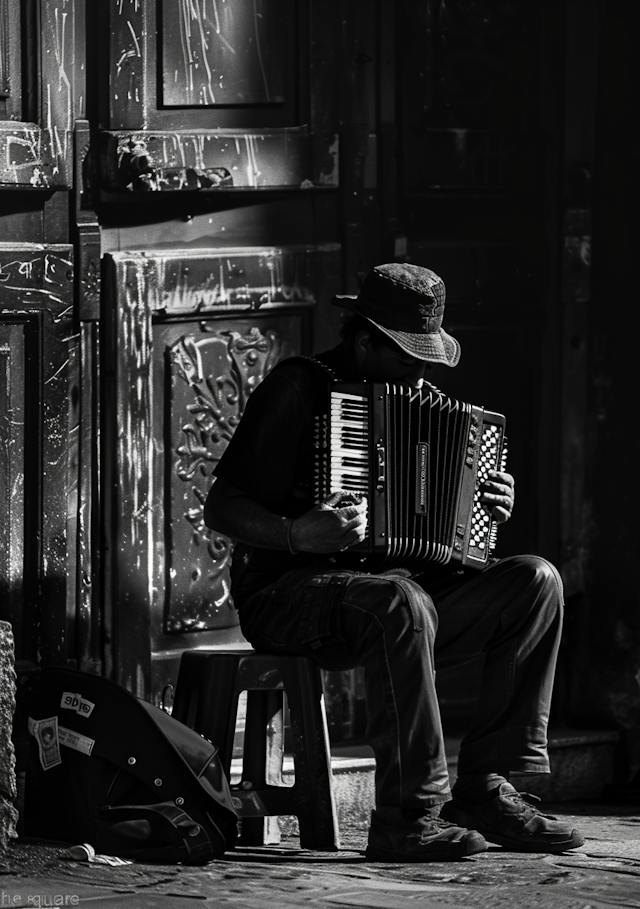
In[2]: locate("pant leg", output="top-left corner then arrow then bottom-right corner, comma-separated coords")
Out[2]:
236,552 -> 563,809
421,554 -> 564,776
238,565 -> 451,811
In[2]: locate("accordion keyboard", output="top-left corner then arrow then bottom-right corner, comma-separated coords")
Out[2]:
329,392 -> 369,496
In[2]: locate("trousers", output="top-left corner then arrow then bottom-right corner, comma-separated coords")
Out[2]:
236,554 -> 564,812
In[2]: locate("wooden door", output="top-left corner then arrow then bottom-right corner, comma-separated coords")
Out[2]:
92,0 -> 354,701
0,1 -> 86,717
101,247 -> 340,699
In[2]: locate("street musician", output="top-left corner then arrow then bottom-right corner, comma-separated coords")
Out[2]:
204,263 -> 584,861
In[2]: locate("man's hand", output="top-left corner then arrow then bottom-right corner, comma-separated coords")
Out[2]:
290,492 -> 368,554
480,470 -> 515,524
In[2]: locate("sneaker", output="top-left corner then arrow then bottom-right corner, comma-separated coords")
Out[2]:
440,782 -> 585,853
365,809 -> 488,862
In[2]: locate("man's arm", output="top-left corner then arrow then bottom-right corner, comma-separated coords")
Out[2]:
204,477 -> 368,554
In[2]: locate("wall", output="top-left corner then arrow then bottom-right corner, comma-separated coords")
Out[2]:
563,0 -> 640,775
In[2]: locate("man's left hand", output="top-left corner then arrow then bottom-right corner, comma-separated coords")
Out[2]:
480,470 -> 515,524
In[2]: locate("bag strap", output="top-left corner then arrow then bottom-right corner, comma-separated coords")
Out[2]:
97,802 -> 214,865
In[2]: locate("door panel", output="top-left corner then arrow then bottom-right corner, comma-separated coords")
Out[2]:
0,0 -> 84,188
107,0 -> 303,130
0,243 -> 76,667
103,245 -> 340,701
159,315 -> 303,635
160,0 -> 290,108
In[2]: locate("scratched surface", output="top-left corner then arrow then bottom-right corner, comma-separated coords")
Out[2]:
0,0 -> 21,119
161,0 -> 287,107
0,244 -> 76,665
160,317 -> 300,633
0,325 -> 25,648
109,0 -> 144,128
105,245 -> 339,699
154,245 -> 340,312
0,0 -> 9,96
76,323 -> 101,676
0,123 -> 66,187
40,0 -> 79,180
103,126 -> 327,190
108,245 -> 340,314
0,0 -> 81,186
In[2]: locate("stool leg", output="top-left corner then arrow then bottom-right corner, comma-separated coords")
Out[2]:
174,651 -> 340,850
240,690 -> 284,846
173,654 -> 241,774
283,661 -> 340,850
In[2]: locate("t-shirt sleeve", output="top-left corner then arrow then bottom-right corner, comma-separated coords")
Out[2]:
212,367 -> 313,513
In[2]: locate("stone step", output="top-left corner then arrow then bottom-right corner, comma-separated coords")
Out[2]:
330,728 -> 619,827
231,727 -> 619,834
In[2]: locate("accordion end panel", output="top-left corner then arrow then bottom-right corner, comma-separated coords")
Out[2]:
453,408 -> 507,570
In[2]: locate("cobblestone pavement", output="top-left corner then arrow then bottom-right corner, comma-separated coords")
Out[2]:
1,803 -> 639,908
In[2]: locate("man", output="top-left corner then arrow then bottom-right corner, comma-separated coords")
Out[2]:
204,263 -> 584,862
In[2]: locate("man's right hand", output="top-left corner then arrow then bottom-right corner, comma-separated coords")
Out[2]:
290,492 -> 368,554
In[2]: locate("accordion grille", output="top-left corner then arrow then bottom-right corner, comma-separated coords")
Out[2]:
385,386 -> 470,567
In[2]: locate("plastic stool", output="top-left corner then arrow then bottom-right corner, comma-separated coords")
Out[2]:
172,650 -> 340,850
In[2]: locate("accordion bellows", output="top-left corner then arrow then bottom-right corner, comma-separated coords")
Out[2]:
314,382 -> 507,571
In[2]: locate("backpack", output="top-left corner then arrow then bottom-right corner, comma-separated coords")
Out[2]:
24,667 -> 237,864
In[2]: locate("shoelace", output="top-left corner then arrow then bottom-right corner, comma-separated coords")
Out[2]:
417,816 -> 460,839
503,788 -> 558,820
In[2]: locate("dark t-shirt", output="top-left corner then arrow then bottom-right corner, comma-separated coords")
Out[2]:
213,341 -> 360,601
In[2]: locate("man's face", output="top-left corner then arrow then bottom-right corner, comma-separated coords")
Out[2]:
355,332 -> 435,388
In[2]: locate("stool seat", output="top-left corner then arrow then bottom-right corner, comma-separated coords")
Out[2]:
172,649 -> 340,850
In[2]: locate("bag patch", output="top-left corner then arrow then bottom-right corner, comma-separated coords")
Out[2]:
28,716 -> 62,771
58,725 -> 95,756
60,690 -> 96,718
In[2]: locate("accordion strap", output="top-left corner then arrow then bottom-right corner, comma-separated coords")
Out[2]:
269,355 -> 343,382
271,356 -> 445,393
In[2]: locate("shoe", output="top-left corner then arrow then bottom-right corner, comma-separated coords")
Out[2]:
440,782 -> 585,853
365,810 -> 488,862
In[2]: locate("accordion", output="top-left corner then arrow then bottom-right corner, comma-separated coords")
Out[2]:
313,382 -> 507,571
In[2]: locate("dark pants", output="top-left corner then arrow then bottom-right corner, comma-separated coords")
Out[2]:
237,555 -> 564,812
